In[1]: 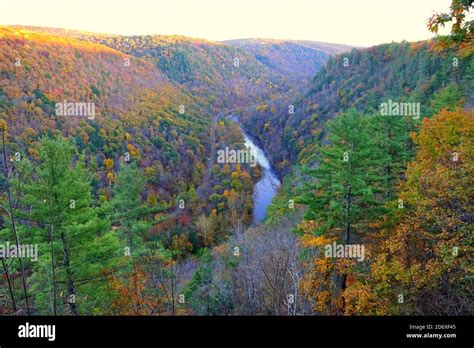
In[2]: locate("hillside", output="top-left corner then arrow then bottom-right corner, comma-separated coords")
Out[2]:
1,0 -> 472,319
12,27 -> 348,110
238,40 -> 474,174
0,26 -> 211,203
224,38 -> 350,83
85,34 -> 283,108
0,26 -> 261,315
82,35 -> 349,110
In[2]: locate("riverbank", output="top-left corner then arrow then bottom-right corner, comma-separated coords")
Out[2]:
228,115 -> 281,224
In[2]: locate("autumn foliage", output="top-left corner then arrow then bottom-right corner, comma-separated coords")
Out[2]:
338,109 -> 473,315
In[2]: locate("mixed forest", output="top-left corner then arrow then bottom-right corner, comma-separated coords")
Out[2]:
0,0 -> 472,316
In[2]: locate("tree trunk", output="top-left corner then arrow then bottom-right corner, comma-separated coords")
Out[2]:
1,125 -> 30,315
61,232 -> 78,315
2,258 -> 17,314
340,185 -> 352,308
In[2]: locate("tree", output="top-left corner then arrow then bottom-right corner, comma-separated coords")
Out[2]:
428,0 -> 474,48
7,136 -> 120,315
429,83 -> 464,114
298,110 -> 387,238
228,221 -> 311,315
183,248 -> 217,315
369,114 -> 415,199
0,121 -> 30,315
195,214 -> 216,247
297,110 -> 388,309
344,109 -> 474,315
110,163 -> 155,254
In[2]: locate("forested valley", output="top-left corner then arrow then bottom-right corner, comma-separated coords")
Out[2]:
0,1 -> 472,316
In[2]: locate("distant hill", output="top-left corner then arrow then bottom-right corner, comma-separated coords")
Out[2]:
81,34 -> 284,109
224,38 -> 351,83
12,27 -> 349,110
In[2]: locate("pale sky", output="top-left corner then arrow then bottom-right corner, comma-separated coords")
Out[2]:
1,0 -> 453,46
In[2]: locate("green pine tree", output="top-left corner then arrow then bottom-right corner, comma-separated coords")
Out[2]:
110,162 -> 159,256
369,114 -> 415,199
298,110 -> 391,293
8,136 -> 121,315
429,83 -> 464,115
298,110 -> 388,242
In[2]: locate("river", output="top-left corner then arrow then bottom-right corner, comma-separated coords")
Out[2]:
241,129 -> 281,224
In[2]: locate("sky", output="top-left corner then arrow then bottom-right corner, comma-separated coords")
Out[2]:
1,0 -> 453,46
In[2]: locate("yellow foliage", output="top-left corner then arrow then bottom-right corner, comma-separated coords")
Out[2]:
147,194 -> 158,206
104,158 -> 114,170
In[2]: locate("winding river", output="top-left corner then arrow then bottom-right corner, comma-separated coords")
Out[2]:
241,129 -> 281,224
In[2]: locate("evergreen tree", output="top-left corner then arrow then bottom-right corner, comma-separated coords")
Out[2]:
299,110 -> 388,239
429,83 -> 464,115
183,248 -> 214,315
369,114 -> 415,199
110,162 -> 158,255
298,110 -> 389,294
7,136 -> 121,315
